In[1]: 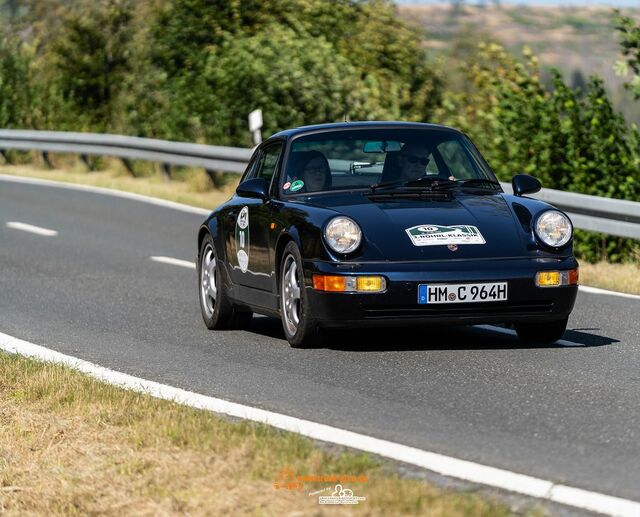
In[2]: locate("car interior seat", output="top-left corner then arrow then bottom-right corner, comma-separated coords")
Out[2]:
380,151 -> 401,183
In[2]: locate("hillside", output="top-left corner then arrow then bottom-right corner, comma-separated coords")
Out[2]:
398,3 -> 640,124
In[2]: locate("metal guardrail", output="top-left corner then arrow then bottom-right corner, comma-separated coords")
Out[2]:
500,183 -> 640,240
0,129 -> 638,239
0,129 -> 253,174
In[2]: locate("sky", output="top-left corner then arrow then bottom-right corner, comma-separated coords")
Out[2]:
397,0 -> 639,6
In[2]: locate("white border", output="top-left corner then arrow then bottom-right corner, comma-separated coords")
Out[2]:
0,331 -> 638,517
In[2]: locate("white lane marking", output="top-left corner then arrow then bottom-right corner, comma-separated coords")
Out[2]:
579,285 -> 640,301
0,174 -> 210,216
150,256 -> 196,269
479,325 -> 583,347
0,332 -> 638,516
5,221 -> 58,237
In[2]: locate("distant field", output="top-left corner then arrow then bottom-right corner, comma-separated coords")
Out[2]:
399,3 -> 640,124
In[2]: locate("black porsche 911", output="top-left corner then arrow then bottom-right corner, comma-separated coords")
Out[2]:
197,122 -> 578,347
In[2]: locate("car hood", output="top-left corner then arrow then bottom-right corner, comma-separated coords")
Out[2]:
310,192 -> 528,261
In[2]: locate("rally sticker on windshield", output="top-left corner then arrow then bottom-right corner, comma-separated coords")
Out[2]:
405,224 -> 486,246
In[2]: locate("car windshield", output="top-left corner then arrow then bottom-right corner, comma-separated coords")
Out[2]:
280,128 -> 498,196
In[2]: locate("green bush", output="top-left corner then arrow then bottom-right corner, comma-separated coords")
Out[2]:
1,1 -> 638,262
615,10 -> 640,100
0,35 -> 30,128
435,43 -> 639,262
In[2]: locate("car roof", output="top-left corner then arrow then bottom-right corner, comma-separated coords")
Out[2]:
269,121 -> 461,140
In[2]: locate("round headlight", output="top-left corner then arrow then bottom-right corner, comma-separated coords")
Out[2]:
324,216 -> 362,254
535,210 -> 572,247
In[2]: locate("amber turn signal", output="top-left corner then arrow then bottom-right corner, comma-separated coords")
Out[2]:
313,274 -> 386,293
535,268 -> 579,288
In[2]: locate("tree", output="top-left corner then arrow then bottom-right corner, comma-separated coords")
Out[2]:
436,42 -> 639,261
47,0 -> 134,128
141,0 -> 442,144
614,11 -> 640,100
0,34 -> 30,127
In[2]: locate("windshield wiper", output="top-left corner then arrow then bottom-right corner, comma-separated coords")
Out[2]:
455,178 -> 501,189
369,174 -> 447,193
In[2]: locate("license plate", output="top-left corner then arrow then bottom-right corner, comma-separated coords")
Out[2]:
418,282 -> 508,304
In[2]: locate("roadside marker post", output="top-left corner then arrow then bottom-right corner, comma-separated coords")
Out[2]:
249,109 -> 263,147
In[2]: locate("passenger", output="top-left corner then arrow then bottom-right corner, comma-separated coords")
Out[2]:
300,151 -> 331,192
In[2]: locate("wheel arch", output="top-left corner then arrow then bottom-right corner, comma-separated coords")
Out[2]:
198,217 -> 222,258
274,230 -> 303,290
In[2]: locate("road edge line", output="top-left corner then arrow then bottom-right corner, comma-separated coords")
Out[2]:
579,285 -> 640,301
0,330 -> 638,516
0,173 -> 210,216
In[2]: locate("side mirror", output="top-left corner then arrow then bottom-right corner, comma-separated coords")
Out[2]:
236,177 -> 269,200
512,174 -> 541,196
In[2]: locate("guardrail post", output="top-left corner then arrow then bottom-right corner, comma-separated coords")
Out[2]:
80,154 -> 96,172
121,158 -> 135,176
205,169 -> 224,189
41,151 -> 54,169
0,149 -> 9,164
161,163 -> 171,181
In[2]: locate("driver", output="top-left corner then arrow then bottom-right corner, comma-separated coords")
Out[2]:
397,142 -> 431,181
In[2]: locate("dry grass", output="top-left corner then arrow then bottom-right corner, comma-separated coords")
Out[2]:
580,262 -> 640,295
0,353 -> 526,516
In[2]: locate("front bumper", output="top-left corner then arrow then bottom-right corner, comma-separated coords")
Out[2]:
304,256 -> 578,328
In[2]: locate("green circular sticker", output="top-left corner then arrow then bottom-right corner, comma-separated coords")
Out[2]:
290,180 -> 304,192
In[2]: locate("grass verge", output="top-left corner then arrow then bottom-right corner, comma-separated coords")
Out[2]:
1,163 -> 638,295
0,352 -> 525,515
0,162 -> 236,210
579,262 -> 640,295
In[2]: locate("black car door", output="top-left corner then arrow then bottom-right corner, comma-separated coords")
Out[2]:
228,141 -> 283,291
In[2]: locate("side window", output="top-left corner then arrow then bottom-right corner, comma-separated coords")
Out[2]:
425,153 -> 440,175
255,143 -> 283,182
437,140 -> 476,179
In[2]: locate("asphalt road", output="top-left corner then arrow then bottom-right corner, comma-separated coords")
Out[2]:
1,177 -> 639,505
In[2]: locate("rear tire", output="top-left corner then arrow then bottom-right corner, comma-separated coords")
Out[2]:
279,241 -> 323,348
198,234 -> 252,330
515,317 -> 568,345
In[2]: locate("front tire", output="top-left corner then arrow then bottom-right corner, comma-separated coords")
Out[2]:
279,241 -> 323,348
198,234 -> 252,330
515,317 -> 568,345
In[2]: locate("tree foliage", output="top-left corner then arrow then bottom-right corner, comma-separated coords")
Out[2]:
0,1 -> 637,260
0,35 -> 30,127
436,43 -> 639,261
140,0 -> 441,144
614,10 -> 640,100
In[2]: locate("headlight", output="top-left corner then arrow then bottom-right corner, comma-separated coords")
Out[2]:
535,210 -> 572,247
324,216 -> 362,254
